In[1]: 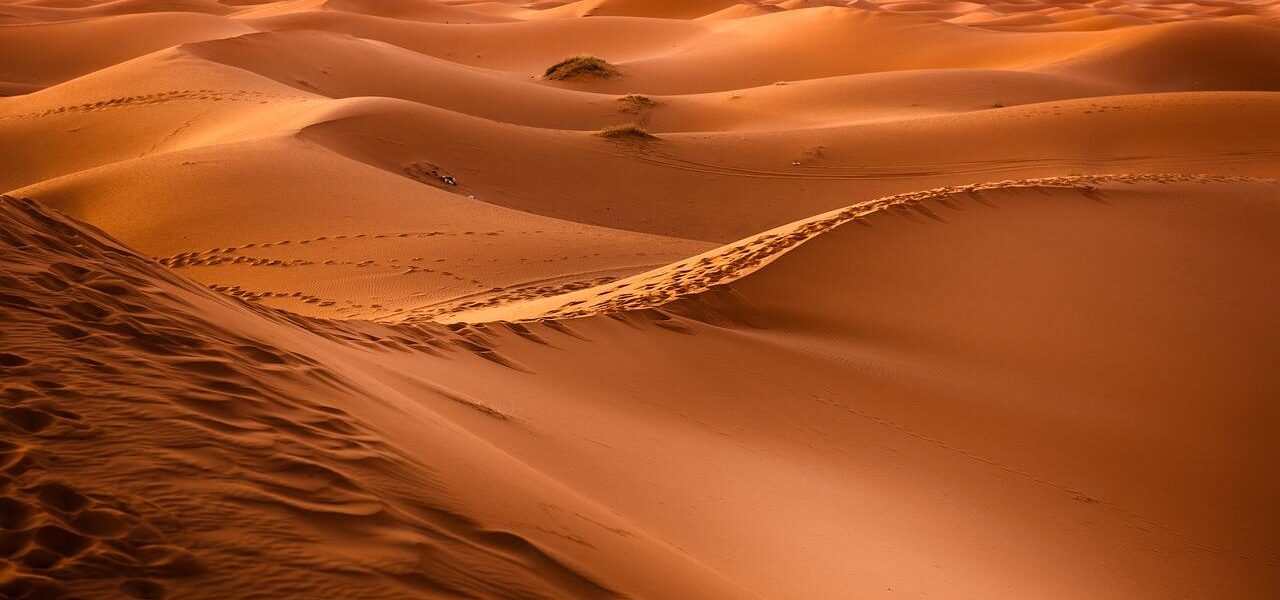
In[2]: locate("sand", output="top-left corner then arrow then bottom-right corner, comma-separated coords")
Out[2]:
1,1 -> 1278,599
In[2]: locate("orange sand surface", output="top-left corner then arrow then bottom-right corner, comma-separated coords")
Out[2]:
1,1 -> 1278,598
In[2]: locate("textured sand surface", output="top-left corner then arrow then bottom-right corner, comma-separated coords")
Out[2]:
1,1 -> 1278,599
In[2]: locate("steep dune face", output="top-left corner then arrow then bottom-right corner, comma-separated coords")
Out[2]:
1044,19 -> 1280,90
1,195 -> 571,599
2,0 -> 1279,599
0,195 -> 751,600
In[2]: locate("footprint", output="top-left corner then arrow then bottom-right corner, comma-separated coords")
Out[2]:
0,574 -> 66,599
20,547 -> 62,569
0,353 -> 29,367
3,407 -> 55,433
33,524 -> 92,557
34,482 -> 90,513
120,578 -> 167,599
0,496 -> 33,530
70,509 -> 128,538
137,544 -> 205,576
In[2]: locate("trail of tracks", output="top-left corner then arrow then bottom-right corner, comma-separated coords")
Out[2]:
0,89 -> 307,121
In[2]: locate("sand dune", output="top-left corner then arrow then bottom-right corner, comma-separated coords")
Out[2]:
244,10 -> 707,73
425,175 -> 1280,600
0,0 -> 232,24
2,0 -> 1278,598
4,175 -> 1277,598
0,12 -> 254,88
0,195 -> 750,600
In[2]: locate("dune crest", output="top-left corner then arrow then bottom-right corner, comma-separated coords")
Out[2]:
434,173 -> 1265,322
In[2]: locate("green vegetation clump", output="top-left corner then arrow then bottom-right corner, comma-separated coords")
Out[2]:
543,55 -> 618,80
598,122 -> 655,140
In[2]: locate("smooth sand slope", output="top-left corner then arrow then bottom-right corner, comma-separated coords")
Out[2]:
1,0 -> 1278,599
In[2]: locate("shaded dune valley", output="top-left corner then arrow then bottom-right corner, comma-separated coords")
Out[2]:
2,1 -> 1280,599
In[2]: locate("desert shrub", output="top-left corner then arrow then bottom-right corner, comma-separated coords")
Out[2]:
618,94 -> 656,106
544,55 -> 618,80
618,94 -> 657,114
598,122 -> 654,139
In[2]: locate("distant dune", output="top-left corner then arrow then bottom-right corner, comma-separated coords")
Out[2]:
1,1 -> 1278,599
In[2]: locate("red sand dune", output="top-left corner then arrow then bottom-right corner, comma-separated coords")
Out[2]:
1,1 -> 1278,599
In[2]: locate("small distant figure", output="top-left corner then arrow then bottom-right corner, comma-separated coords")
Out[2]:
441,175 -> 458,186
467,194 -> 477,200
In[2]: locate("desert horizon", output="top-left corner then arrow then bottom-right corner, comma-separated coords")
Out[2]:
1,0 -> 1278,599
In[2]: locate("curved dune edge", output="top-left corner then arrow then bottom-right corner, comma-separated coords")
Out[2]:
427,172 -> 1274,323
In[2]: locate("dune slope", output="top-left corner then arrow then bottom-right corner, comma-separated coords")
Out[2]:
0,195 -> 752,600
418,175 -> 1280,600
2,1 -> 1279,599
4,174 -> 1278,599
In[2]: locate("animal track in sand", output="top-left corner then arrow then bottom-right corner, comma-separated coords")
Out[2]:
153,230 -> 523,265
155,229 -> 668,311
0,90 -> 307,121
205,284 -> 343,307
397,275 -> 625,321
160,254 -> 317,269
0,278 -> 207,600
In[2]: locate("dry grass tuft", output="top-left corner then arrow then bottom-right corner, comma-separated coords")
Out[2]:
618,94 -> 656,107
544,55 -> 618,80
598,122 -> 655,140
